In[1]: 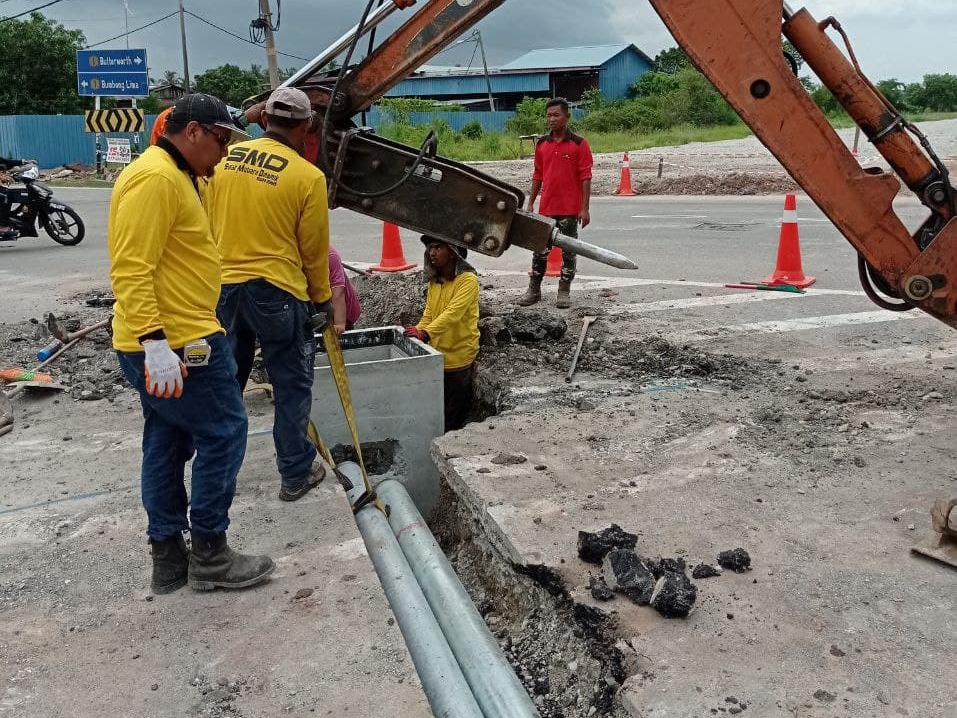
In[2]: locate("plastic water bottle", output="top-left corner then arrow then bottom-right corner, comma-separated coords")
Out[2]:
37,338 -> 64,362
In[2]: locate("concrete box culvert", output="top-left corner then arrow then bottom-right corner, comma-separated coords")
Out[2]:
312,326 -> 444,517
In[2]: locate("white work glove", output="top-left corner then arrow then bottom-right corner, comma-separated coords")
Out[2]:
142,339 -> 187,399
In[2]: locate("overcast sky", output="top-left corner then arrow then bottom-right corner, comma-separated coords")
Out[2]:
8,0 -> 955,85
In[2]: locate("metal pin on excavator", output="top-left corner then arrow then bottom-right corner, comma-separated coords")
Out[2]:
244,0 -> 956,566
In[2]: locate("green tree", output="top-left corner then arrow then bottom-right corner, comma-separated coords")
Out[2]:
652,47 -> 690,75
161,70 -> 182,87
630,71 -> 681,98
504,96 -> 548,135
876,78 -> 907,109
903,82 -> 928,112
0,13 -> 85,114
193,64 -> 264,107
921,73 -> 957,111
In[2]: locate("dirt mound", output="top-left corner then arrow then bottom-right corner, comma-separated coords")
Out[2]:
634,171 -> 800,196
352,271 -> 427,329
0,307 -> 121,404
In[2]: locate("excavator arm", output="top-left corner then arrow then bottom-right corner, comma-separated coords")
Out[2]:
268,0 -> 956,325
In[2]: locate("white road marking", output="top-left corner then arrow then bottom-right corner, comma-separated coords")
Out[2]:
669,309 -> 926,342
630,214 -> 707,219
611,291 -> 800,313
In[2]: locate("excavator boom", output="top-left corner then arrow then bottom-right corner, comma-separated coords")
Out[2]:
273,0 -> 956,325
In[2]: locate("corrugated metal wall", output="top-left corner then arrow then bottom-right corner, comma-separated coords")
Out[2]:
1,108 -> 589,166
386,72 -> 550,97
598,49 -> 652,99
0,114 -> 162,167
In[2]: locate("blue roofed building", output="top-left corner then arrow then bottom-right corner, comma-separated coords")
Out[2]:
383,44 -> 653,111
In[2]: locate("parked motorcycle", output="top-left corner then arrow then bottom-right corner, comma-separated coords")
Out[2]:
0,164 -> 85,246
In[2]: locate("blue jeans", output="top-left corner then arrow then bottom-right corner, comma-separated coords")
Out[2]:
117,332 -> 247,541
217,279 -> 317,491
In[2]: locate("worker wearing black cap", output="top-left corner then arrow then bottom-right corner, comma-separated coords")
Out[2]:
404,236 -> 480,432
109,92 -> 274,595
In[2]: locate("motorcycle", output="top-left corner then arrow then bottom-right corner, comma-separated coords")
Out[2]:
0,164 -> 85,246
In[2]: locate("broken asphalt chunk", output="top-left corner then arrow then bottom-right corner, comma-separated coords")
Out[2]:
718,548 -> 752,572
602,549 -> 655,605
578,523 -> 639,564
649,571 -> 698,618
691,563 -> 722,579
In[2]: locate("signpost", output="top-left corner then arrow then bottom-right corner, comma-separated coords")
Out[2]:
76,49 -> 149,174
76,49 -> 149,97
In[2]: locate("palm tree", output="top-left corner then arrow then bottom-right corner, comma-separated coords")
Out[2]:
161,70 -> 182,87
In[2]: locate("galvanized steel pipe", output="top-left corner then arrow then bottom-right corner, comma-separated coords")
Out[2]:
340,462 -> 484,718
377,479 -> 541,718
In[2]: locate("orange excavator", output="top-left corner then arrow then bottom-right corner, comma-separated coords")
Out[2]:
248,0 -> 956,563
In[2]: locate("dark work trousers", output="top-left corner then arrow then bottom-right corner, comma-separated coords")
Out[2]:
217,279 -> 317,493
444,365 -> 474,432
117,332 -> 247,541
531,215 -> 578,281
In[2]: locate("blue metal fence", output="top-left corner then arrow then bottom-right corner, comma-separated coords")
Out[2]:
1,109 -> 585,167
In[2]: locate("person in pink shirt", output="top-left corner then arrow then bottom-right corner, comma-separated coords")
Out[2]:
328,247 -> 361,333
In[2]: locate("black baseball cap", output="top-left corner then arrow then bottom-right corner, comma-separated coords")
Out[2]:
420,234 -> 468,260
168,93 -> 250,143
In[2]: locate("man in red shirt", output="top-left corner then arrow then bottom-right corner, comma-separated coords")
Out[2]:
516,97 -> 593,309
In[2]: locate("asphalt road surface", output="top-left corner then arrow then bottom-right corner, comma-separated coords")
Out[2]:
0,187 -> 932,319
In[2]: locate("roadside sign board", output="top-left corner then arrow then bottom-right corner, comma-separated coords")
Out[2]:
84,108 -> 145,133
106,137 -> 132,164
76,49 -> 149,97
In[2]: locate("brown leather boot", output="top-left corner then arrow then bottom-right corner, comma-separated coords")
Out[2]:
149,533 -> 189,595
515,276 -> 543,306
556,279 -> 572,309
188,533 -> 275,591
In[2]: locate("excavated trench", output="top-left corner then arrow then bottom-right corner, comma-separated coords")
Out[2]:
429,487 -> 633,718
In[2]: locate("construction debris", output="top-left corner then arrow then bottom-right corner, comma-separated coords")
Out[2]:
577,524 -> 639,564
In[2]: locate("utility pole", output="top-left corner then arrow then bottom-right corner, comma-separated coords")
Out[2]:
259,0 -> 280,89
475,30 -> 495,111
179,0 -> 191,92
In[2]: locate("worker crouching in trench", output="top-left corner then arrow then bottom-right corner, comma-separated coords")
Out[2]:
404,236 -> 480,432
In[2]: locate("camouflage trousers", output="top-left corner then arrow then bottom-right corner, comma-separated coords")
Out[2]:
530,215 -> 578,281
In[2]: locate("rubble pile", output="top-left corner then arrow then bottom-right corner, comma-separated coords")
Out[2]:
0,308 -> 122,404
581,526 -> 753,621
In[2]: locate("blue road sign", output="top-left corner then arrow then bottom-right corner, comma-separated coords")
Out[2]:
76,49 -> 149,97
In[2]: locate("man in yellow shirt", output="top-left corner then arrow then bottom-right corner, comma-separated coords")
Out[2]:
109,93 -> 274,594
404,236 -> 480,432
206,87 -> 333,502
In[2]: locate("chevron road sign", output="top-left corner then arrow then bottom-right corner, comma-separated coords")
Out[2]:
84,108 -> 145,133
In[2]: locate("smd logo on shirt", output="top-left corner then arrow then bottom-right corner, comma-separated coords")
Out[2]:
223,147 -> 289,186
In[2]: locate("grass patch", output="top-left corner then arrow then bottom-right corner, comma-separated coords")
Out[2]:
47,178 -> 116,188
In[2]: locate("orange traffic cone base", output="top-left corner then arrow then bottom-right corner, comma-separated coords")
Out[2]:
544,246 -> 562,277
370,222 -> 417,273
761,273 -> 816,289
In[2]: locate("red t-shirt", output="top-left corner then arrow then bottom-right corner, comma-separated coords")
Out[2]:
532,130 -> 593,216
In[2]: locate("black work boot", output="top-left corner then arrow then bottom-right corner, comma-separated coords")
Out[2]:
188,533 -> 275,591
556,278 -> 572,309
515,275 -> 543,306
149,533 -> 189,595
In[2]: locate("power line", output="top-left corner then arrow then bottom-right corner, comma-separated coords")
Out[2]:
84,11 -> 177,49
184,8 -> 308,62
0,0 -> 72,23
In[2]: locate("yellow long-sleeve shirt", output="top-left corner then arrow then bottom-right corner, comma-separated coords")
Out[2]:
108,145 -> 223,352
417,271 -> 480,370
206,137 -> 331,304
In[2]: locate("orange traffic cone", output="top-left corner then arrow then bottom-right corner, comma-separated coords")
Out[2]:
369,222 -> 417,272
544,246 -> 562,277
613,152 -> 636,196
761,194 -> 815,288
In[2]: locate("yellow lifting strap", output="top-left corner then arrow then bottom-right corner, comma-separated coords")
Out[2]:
308,325 -> 387,516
